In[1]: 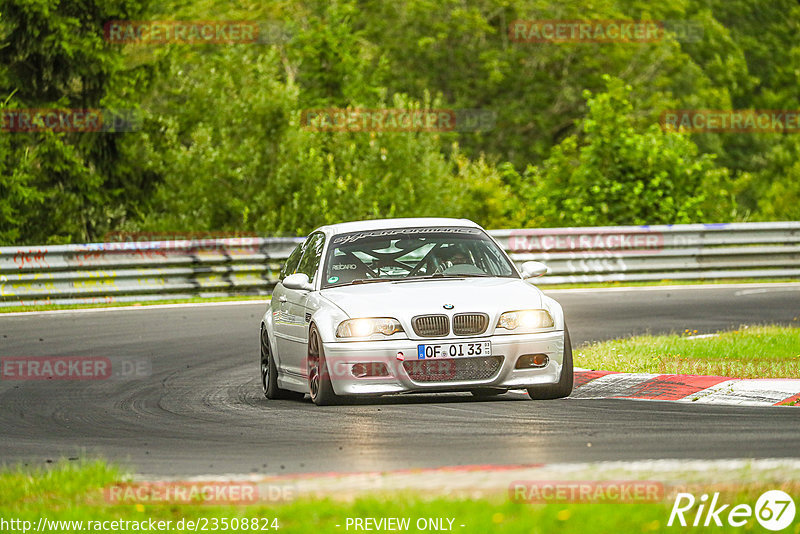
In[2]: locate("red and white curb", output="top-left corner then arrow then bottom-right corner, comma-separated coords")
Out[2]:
572,370 -> 800,406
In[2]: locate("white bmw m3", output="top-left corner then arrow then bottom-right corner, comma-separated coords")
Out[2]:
259,218 -> 572,405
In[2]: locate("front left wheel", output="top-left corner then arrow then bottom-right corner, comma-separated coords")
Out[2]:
526,325 -> 574,400
261,325 -> 303,400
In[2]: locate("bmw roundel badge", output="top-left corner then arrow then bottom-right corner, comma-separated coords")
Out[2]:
443,304 -> 454,310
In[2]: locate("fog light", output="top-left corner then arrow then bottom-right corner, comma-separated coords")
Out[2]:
351,362 -> 390,378
515,354 -> 549,369
352,363 -> 368,378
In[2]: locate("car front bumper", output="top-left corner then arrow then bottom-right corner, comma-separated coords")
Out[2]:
322,331 -> 565,395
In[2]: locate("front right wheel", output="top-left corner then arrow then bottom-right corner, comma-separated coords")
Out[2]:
526,325 -> 574,400
307,325 -> 342,406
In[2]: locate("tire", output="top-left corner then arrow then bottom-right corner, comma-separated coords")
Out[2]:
470,388 -> 506,398
526,325 -> 574,400
307,325 -> 342,406
261,325 -> 303,400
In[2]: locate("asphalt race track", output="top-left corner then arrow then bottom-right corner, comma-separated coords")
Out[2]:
1,284 -> 798,476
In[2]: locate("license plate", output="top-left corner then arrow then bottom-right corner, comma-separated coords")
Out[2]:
417,341 -> 491,359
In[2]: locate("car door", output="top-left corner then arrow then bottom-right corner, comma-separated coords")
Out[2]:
272,240 -> 306,370
279,232 -> 325,378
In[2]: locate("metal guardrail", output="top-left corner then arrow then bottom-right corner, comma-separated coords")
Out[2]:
1,222 -> 799,307
0,237 -> 302,307
493,221 -> 800,284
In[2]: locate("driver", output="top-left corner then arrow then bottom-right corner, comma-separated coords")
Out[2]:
439,246 -> 471,267
448,250 -> 469,265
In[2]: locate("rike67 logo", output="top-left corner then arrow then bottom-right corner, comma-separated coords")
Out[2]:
669,490 -> 796,531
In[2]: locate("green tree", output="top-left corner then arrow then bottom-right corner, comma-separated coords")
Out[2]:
523,76 -> 733,227
131,45 -> 515,236
0,0 -> 160,245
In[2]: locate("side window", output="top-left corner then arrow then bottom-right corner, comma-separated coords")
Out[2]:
296,233 -> 325,282
280,242 -> 305,280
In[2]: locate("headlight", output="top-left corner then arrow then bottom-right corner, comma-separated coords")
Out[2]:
336,318 -> 404,338
496,310 -> 554,332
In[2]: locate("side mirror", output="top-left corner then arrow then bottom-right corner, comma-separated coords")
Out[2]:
520,260 -> 548,279
282,273 -> 313,291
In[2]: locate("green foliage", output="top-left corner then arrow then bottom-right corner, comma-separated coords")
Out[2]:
131,44 -> 516,236
681,0 -> 800,219
523,76 -> 732,226
288,1 -> 390,107
0,132 -> 41,244
0,0 -> 161,245
756,158 -> 800,221
1,0 -> 798,245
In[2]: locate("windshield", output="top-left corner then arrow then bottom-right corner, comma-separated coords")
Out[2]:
321,226 -> 518,288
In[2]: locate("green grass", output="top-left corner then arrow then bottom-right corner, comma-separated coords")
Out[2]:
575,325 -> 800,378
0,295 -> 269,314
2,461 -> 799,533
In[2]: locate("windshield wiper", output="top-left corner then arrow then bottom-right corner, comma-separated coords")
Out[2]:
429,273 -> 492,278
350,278 -> 394,285
391,274 -> 474,283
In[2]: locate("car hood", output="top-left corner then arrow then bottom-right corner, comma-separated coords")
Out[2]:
320,277 -> 544,318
